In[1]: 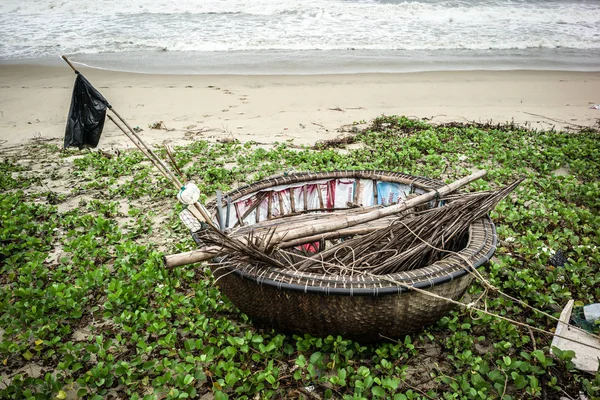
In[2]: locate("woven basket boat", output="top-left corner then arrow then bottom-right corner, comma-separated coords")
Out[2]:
200,171 -> 497,342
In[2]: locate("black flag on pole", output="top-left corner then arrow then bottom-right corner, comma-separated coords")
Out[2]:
64,73 -> 109,149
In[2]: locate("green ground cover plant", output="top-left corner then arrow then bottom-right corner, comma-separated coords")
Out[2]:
1,116 -> 599,399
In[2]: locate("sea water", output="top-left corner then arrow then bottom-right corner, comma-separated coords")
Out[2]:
1,0 -> 599,74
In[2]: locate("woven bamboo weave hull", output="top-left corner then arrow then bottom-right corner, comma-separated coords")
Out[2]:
204,171 -> 497,342
213,268 -> 473,342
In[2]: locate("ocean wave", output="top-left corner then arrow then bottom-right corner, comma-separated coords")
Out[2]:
1,0 -> 599,59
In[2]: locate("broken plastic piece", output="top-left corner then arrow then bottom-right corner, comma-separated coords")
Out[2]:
551,300 -> 600,374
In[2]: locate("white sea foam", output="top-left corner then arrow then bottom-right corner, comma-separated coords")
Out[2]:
1,0 -> 599,62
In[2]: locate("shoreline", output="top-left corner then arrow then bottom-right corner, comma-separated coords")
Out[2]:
1,64 -> 599,151
3,47 -> 600,76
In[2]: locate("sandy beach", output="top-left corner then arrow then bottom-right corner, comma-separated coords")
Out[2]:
1,64 -> 599,150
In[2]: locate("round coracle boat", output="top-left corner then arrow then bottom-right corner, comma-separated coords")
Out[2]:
198,170 -> 497,342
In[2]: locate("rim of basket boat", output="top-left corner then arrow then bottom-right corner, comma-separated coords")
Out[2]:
207,170 -> 447,209
209,170 -> 497,297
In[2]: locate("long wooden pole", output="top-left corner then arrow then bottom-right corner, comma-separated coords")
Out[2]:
164,170 -> 486,268
106,115 -> 175,185
264,169 -> 486,247
164,220 -> 396,268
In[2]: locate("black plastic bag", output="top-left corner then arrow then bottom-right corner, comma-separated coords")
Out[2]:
64,74 -> 109,148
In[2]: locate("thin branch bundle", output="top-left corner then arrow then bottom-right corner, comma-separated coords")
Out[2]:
197,179 -> 522,276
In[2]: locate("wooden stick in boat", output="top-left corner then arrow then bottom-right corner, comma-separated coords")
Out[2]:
163,170 -> 487,268
164,246 -> 222,268
262,170 -> 486,248
164,218 -> 395,268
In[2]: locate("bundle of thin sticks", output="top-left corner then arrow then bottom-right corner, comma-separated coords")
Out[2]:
294,179 -> 521,274
198,179 -> 522,275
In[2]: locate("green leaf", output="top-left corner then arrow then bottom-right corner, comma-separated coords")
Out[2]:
372,386 -> 386,397
382,377 -> 400,390
551,346 -> 563,358
531,350 -> 545,364
183,374 -> 194,385
214,391 -> 228,400
23,350 -> 33,361
295,355 -> 306,368
309,352 -> 322,364
265,342 -> 276,352
529,375 -> 540,389
488,370 -> 503,383
513,374 -> 528,390
56,390 -> 67,400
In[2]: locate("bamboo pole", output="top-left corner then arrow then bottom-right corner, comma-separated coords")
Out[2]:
164,218 -> 398,268
164,144 -> 185,178
164,246 -> 222,268
263,170 -> 486,248
107,115 -> 175,185
163,170 -> 486,268
62,56 -> 79,72
278,222 -> 393,248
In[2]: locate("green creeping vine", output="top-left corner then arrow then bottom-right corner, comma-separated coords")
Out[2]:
0,116 -> 599,399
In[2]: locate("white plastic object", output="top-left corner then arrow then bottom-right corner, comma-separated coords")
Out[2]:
584,303 -> 600,323
179,209 -> 202,232
177,182 -> 201,205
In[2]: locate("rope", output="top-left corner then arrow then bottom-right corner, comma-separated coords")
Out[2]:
396,220 -> 597,341
276,248 -> 600,351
